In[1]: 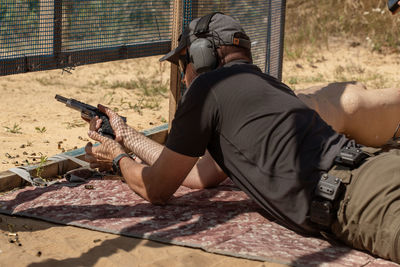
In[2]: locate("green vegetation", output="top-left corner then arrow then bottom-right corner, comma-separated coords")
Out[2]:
285,0 -> 400,57
35,77 -> 64,87
35,155 -> 48,178
63,119 -> 86,129
107,78 -> 168,96
85,70 -> 169,115
283,0 -> 400,90
109,80 -> 139,90
35,126 -> 47,133
4,123 -> 22,134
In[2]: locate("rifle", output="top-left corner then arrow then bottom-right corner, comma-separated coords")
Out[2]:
55,94 -> 127,139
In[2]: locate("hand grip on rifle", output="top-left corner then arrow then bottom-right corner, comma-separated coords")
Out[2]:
55,94 -> 127,139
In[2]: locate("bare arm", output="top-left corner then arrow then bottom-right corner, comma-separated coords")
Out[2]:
85,132 -> 197,204
118,127 -> 228,189
118,146 -> 198,203
182,150 -> 228,189
85,105 -> 227,203
119,126 -> 228,188
117,125 -> 163,166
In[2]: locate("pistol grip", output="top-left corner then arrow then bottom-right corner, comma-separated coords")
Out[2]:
98,115 -> 116,139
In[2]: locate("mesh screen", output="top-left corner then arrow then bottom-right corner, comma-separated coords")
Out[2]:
182,0 -> 285,80
0,0 -> 285,79
61,0 -> 171,51
0,0 -> 52,59
0,0 -> 172,75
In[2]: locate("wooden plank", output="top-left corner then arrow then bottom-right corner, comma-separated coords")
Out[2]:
168,0 -> 183,130
0,124 -> 168,192
1,41 -> 171,77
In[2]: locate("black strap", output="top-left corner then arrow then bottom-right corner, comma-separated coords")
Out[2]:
194,12 -> 223,36
194,12 -> 251,49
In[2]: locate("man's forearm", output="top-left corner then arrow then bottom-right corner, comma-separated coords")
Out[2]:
121,126 -> 163,165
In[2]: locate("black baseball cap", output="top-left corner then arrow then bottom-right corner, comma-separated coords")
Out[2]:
159,12 -> 251,65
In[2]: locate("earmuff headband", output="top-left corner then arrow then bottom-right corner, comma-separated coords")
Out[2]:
194,12 -> 223,36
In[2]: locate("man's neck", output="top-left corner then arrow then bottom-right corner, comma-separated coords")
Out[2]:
220,53 -> 251,66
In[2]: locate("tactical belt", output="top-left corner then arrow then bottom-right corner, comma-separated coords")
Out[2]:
310,141 -> 377,229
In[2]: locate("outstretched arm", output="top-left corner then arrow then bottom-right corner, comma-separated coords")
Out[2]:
85,105 -> 227,203
85,133 -> 197,204
107,122 -> 227,189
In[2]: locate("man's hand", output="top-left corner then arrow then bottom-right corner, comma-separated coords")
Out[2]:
81,104 -> 128,142
85,130 -> 127,170
96,104 -> 128,143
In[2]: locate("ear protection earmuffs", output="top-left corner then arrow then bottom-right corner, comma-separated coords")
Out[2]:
188,12 -> 220,74
189,38 -> 217,74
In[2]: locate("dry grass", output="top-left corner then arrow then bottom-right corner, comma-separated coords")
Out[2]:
282,0 -> 400,90
285,0 -> 400,58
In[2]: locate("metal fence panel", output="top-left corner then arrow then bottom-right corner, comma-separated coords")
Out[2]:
0,0 -> 172,75
182,0 -> 285,80
0,0 -> 285,79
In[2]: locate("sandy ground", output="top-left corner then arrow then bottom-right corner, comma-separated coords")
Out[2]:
0,214 -> 282,267
0,40 -> 399,266
0,56 -> 171,171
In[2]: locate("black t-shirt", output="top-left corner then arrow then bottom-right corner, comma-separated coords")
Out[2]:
166,61 -> 348,234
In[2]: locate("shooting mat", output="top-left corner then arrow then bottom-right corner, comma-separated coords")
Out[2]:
0,178 -> 398,267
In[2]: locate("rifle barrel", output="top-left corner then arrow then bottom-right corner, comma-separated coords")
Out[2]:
55,94 -> 68,103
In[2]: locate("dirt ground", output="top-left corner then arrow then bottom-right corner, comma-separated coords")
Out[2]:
0,39 -> 399,266
0,214 -> 283,267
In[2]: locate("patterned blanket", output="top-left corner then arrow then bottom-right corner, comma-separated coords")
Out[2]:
0,178 -> 397,266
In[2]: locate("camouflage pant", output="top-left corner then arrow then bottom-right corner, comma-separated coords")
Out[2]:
331,149 -> 400,263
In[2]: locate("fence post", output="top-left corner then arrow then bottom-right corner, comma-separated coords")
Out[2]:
168,0 -> 183,130
265,0 -> 286,81
53,0 -> 62,67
